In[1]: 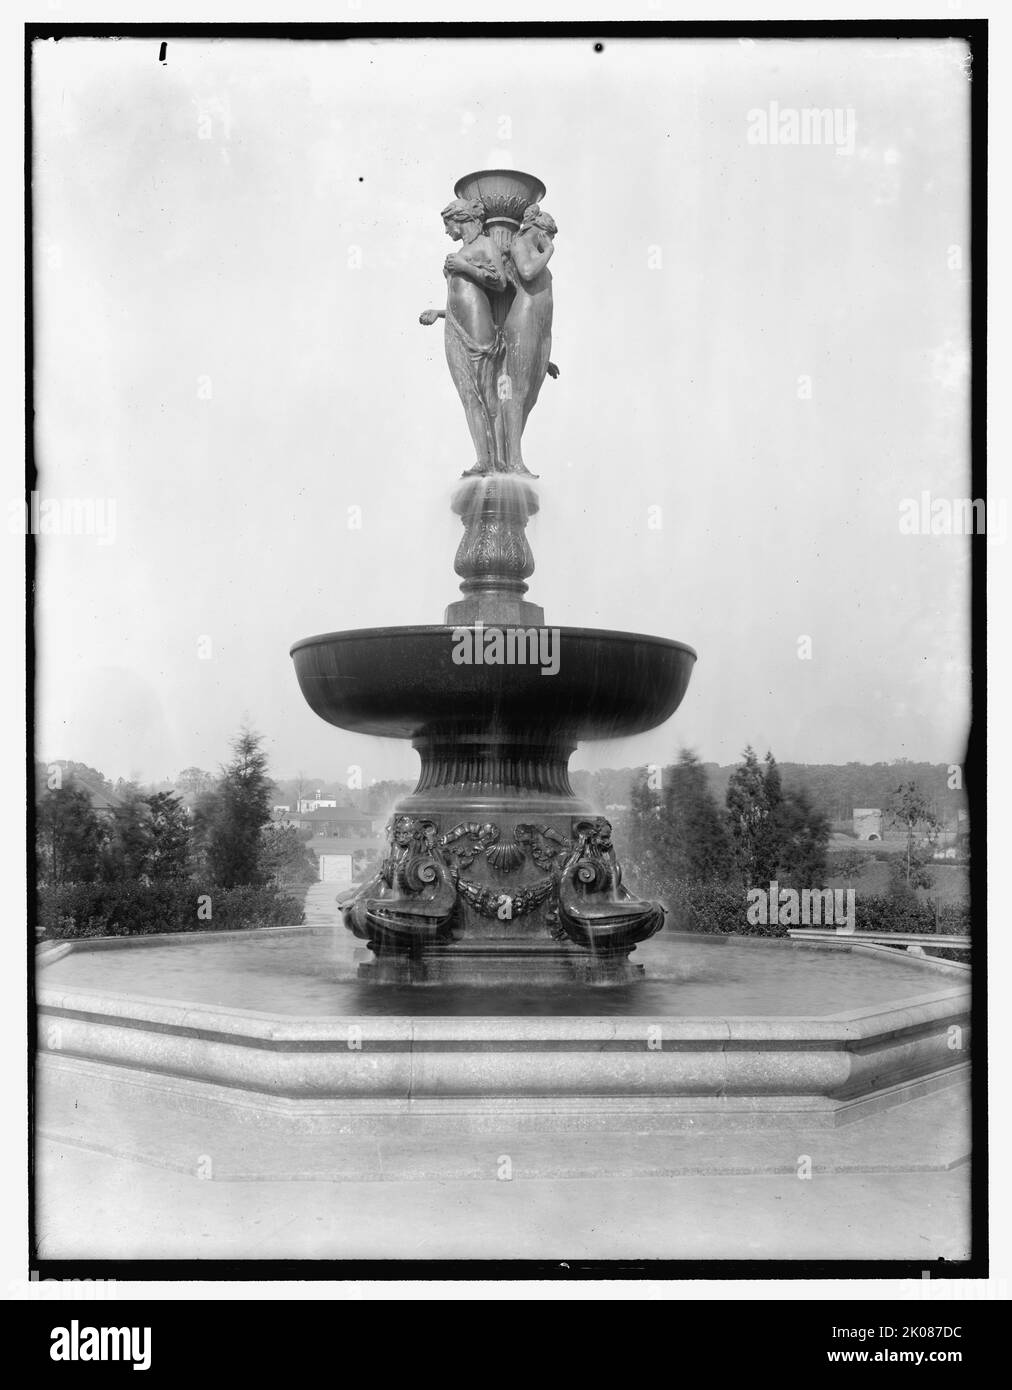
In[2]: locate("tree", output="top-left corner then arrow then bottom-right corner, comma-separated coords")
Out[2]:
36,785 -> 104,885
52,762 -> 115,797
660,749 -> 733,882
99,791 -> 151,882
190,788 -> 222,876
259,824 -> 319,890
887,781 -> 941,888
774,786 -> 830,887
198,728 -> 274,888
725,747 -> 829,889
365,780 -> 415,815
725,746 -> 777,888
624,768 -> 666,896
145,792 -> 192,880
176,767 -> 214,800
756,752 -> 785,882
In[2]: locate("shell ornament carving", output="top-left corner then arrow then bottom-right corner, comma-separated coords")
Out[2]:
485,837 -> 526,872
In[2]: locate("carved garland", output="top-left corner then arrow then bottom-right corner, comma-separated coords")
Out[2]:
456,876 -> 556,921
437,821 -> 572,875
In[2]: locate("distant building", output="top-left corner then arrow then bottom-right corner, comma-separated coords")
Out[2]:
297,792 -> 340,813
853,808 -> 882,840
313,836 -> 384,885
63,769 -> 127,821
295,806 -> 380,839
934,811 -> 969,861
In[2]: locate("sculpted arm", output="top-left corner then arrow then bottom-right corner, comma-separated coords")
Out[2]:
511,232 -> 555,282
443,244 -> 508,292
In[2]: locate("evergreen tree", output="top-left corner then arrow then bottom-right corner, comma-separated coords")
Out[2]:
625,768 -> 665,896
726,748 -> 831,889
259,824 -> 319,889
145,791 -> 192,880
201,728 -> 274,888
35,785 -> 104,885
755,751 -> 785,882
774,786 -> 830,887
725,746 -> 773,888
661,749 -> 733,882
100,790 -> 151,882
190,785 -> 222,875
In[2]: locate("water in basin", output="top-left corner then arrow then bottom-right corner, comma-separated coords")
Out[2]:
38,926 -> 955,1018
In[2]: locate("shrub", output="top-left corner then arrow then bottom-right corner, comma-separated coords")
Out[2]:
36,880 -> 305,940
826,848 -> 867,878
648,879 -> 971,943
207,885 -> 306,931
658,878 -> 788,938
853,893 -> 970,937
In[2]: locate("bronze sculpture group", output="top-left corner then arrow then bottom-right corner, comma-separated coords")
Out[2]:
420,197 -> 558,476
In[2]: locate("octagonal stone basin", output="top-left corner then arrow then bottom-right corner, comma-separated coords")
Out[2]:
289,626 -> 697,742
37,929 -> 968,1120
36,927 -> 969,1184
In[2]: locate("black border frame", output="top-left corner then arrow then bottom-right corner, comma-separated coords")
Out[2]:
24,17 -> 988,1286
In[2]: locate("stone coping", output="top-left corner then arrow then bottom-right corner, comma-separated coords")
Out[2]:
37,981 -> 969,1045
36,923 -> 307,957
850,941 -> 970,975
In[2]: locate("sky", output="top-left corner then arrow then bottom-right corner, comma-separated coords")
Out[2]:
31,34 -> 973,787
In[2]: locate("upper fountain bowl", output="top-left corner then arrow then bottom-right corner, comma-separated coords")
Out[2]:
453,169 -> 547,229
290,625 -> 696,743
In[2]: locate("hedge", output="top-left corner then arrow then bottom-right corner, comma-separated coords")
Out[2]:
655,879 -> 970,941
36,880 -> 306,940
660,880 -> 786,937
853,893 -> 970,937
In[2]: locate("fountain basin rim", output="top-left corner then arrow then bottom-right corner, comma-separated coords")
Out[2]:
290,624 -> 698,661
290,624 -> 697,739
37,979 -> 968,1040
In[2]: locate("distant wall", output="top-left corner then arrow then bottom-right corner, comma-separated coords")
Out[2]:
853,808 -> 883,840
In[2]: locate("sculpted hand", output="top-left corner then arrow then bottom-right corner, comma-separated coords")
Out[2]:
419,309 -> 443,326
547,362 -> 560,379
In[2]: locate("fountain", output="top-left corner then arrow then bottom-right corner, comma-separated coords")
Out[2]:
291,170 -> 697,985
35,171 -> 969,1199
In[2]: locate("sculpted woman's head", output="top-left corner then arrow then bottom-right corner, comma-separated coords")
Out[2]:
520,203 -> 558,238
440,197 -> 486,240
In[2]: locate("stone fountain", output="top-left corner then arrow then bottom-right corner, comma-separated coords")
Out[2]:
35,173 -> 970,1219
291,170 -> 697,984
